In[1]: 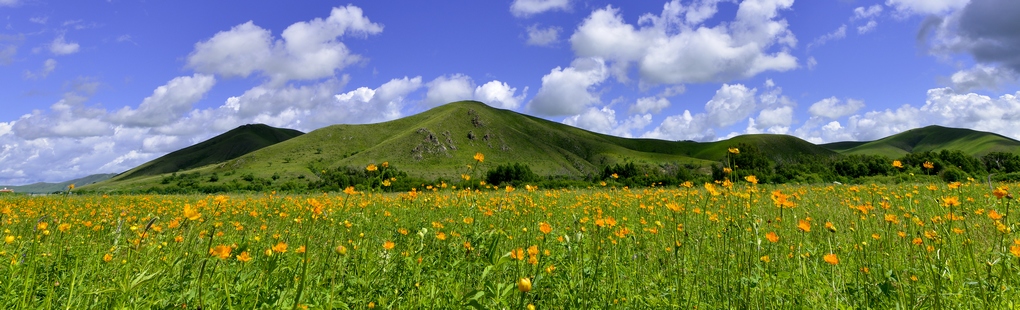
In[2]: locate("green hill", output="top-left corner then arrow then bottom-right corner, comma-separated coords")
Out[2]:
84,101 -> 836,192
1,173 -> 117,194
108,124 -> 303,182
821,125 -> 1020,158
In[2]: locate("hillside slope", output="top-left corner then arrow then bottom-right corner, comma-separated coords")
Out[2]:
822,125 -> 1020,158
109,124 -> 303,182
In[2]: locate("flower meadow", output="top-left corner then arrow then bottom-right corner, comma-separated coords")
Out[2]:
2,181 -> 1020,309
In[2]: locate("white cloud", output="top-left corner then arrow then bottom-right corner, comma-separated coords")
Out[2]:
187,5 -> 382,85
322,76 -> 423,126
23,58 -> 56,79
752,106 -> 793,131
642,110 -> 713,141
49,35 -> 79,55
808,25 -> 846,50
808,97 -> 865,119
706,83 -> 757,127
857,20 -> 878,34
29,16 -> 47,24
425,74 -> 474,107
853,5 -> 884,20
475,80 -> 527,110
563,106 -> 652,138
886,0 -> 969,16
949,64 -> 1018,92
528,57 -> 609,116
511,0 -> 570,17
807,56 -> 818,70
424,75 -> 528,109
109,74 -> 217,127
525,24 -> 560,46
570,0 -> 797,85
658,85 -> 686,98
631,96 -> 670,114
0,0 -> 18,7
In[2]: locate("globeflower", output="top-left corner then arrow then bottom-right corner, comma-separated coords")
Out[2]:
728,147 -> 739,154
892,160 -> 903,168
366,164 -> 378,172
797,219 -> 811,232
823,253 -> 839,265
474,152 -> 484,163
183,204 -> 201,221
517,277 -> 532,292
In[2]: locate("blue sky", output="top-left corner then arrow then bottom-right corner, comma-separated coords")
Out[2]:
1,0 -> 1019,185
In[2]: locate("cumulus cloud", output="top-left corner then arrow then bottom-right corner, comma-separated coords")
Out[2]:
563,106 -> 652,138
528,57 -> 609,116
424,75 -> 528,109
475,80 -> 527,110
921,0 -> 1020,83
425,74 -> 474,107
808,97 -> 865,119
706,83 -> 757,127
949,64 -> 1018,92
23,58 -> 56,80
630,96 -> 670,114
510,0 -> 570,17
49,34 -> 79,55
109,74 -> 217,127
570,0 -> 798,85
187,5 -> 382,85
642,111 -> 713,141
525,24 -> 560,46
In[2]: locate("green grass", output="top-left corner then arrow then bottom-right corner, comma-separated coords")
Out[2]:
4,181 -> 1020,308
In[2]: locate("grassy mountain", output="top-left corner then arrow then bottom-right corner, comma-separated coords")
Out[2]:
108,124 -> 303,182
1,173 -> 117,194
84,101 -> 834,191
821,125 -> 1020,158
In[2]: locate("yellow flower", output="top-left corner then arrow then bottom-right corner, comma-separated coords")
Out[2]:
335,245 -> 348,255
366,164 -> 378,172
545,264 -> 556,274
67,184 -> 75,191
892,160 -> 903,168
797,219 -> 811,232
474,152 -> 484,163
58,223 -> 71,232
183,204 -> 201,221
825,222 -> 836,233
611,173 -> 619,179
236,251 -> 252,262
383,240 -> 395,250
343,187 -> 357,195
765,231 -> 779,243
517,277 -> 532,292
942,196 -> 960,207
37,222 -> 48,231
760,255 -> 771,263
103,253 -> 113,262
210,245 -> 232,260
381,161 -> 389,168
744,175 -> 758,184
823,253 -> 839,265
989,210 -> 1004,221
4,236 -> 13,244
728,147 -> 740,154
272,242 -> 288,254
296,245 -> 306,254
723,167 -> 732,174
923,161 -> 934,169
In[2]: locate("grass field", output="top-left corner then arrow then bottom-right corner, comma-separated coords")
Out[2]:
3,178 -> 1020,308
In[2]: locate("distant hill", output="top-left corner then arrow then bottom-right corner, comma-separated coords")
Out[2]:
108,124 -> 303,182
84,101 -> 834,191
820,125 -> 1020,158
1,173 -> 116,194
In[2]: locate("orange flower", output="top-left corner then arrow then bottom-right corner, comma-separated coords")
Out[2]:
942,196 -> 960,207
296,245 -> 306,254
994,187 -> 1010,199
1011,244 -> 1020,258
272,242 -> 288,253
57,223 -> 71,232
102,253 -> 113,262
912,237 -> 923,245
825,222 -> 837,233
474,152 -> 484,163
236,251 -> 252,262
765,232 -> 779,243
343,187 -> 357,195
383,240 -> 395,251
510,247 -> 525,260
539,222 -> 552,234
923,161 -> 934,169
797,219 -> 811,232
823,253 -> 839,265
892,160 -> 903,168
210,245 -> 232,260
366,164 -> 378,172
744,175 -> 759,184
989,210 -> 1004,221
